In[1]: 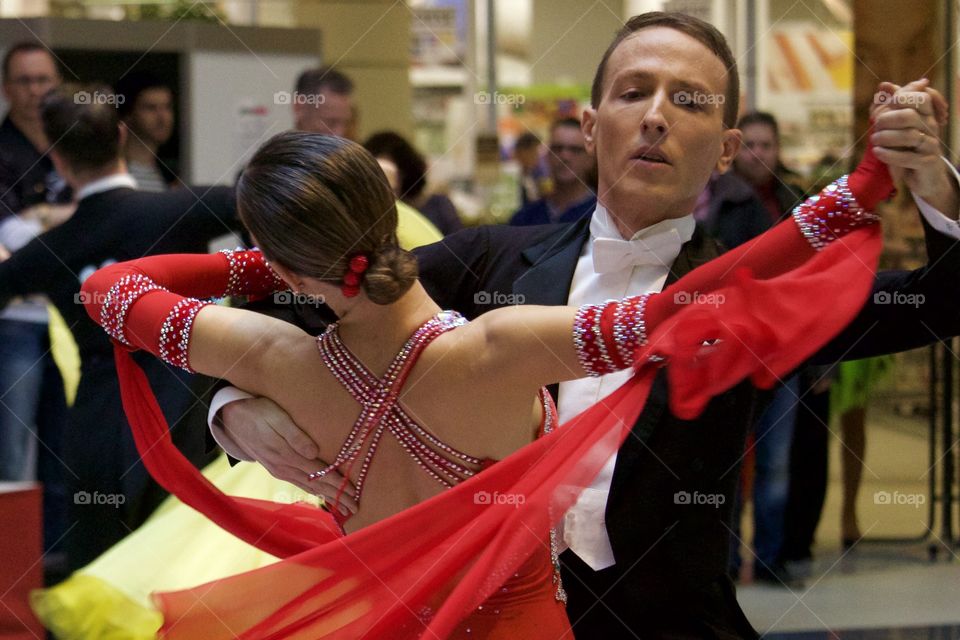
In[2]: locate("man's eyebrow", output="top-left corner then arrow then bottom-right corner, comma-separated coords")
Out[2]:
674,79 -> 712,96
609,69 -> 714,96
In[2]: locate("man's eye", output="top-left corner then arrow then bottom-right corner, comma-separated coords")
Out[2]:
621,89 -> 642,100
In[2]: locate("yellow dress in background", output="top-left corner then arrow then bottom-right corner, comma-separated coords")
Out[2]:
31,455 -> 322,639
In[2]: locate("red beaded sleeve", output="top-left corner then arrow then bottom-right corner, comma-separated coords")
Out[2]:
81,249 -> 285,372
574,142 -> 894,377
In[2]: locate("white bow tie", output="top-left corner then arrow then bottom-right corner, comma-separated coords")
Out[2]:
592,229 -> 683,274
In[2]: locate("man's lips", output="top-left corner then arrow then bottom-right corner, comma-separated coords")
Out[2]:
630,146 -> 671,165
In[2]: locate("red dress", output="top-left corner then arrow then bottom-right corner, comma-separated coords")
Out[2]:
80,146 -> 892,638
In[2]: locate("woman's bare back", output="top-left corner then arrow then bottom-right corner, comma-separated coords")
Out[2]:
258,311 -> 545,532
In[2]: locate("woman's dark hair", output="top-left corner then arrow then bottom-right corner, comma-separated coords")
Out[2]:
238,131 -> 418,305
363,131 -> 428,202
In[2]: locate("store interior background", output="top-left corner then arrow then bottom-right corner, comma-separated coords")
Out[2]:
1,0 -> 959,636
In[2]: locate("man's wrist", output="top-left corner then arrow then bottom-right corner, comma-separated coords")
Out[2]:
208,386 -> 255,461
912,157 -> 960,220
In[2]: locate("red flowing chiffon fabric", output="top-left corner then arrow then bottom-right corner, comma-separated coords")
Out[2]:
88,155 -> 888,637
104,225 -> 879,638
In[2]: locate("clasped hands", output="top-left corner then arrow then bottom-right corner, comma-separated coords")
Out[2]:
870,78 -> 957,217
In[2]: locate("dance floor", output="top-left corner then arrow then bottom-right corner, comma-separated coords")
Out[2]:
736,408 -> 960,638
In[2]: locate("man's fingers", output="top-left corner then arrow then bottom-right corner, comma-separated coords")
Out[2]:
872,108 -> 935,136
873,146 -> 938,171
871,128 -> 937,154
272,419 -> 319,459
261,463 -> 321,496
311,472 -> 356,500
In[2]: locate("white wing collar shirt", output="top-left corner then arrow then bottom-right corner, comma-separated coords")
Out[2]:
558,203 -> 695,571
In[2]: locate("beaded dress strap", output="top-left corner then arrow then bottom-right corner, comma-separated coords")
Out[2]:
311,311 -> 493,518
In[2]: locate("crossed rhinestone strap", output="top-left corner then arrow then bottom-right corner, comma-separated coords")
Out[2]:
573,293 -> 651,377
310,311 -> 496,514
792,175 -> 880,251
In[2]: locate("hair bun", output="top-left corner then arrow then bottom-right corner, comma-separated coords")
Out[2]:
362,244 -> 418,305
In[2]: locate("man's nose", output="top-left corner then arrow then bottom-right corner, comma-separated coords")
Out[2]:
641,91 -> 669,136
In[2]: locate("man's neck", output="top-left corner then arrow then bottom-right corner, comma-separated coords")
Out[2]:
71,162 -> 127,194
125,135 -> 159,166
8,112 -> 47,152
547,182 -> 590,213
601,196 -> 693,239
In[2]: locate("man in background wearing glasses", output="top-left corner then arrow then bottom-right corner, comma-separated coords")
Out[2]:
511,116 -> 597,225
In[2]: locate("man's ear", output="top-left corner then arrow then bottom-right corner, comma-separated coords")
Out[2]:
291,101 -> 305,129
582,107 -> 598,156
117,122 -> 128,148
715,128 -> 742,174
48,149 -> 70,184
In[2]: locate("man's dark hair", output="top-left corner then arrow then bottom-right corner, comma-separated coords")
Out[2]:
295,66 -> 354,97
515,132 -> 540,150
737,111 -> 779,140
363,130 -> 427,202
2,41 -> 55,82
41,83 -> 121,173
550,117 -> 582,134
114,71 -> 171,119
590,12 -> 739,129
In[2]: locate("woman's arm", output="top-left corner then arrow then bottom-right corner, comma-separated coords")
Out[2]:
80,249 -> 305,397
472,144 -> 894,402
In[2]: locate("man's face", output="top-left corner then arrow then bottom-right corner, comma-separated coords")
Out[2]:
582,27 -> 739,220
734,122 -> 778,186
514,145 -> 540,172
548,125 -> 592,188
294,89 -> 353,139
126,87 -> 174,147
2,50 -> 60,123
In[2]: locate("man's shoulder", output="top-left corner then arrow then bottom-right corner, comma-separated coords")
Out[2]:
509,198 -> 550,225
0,119 -> 39,166
97,184 -> 228,210
422,221 -> 580,255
